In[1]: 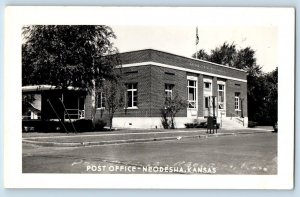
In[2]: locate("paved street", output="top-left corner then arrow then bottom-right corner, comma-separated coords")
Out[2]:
23,131 -> 277,174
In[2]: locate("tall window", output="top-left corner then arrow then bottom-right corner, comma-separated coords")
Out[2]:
235,92 -> 240,110
127,83 -> 138,108
218,84 -> 225,109
96,92 -> 105,109
165,84 -> 174,99
187,80 -> 197,108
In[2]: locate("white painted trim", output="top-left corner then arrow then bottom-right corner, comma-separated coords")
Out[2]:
203,77 -> 213,83
96,107 -> 105,110
121,62 -> 247,83
125,107 -> 139,110
217,80 -> 226,85
187,75 -> 198,80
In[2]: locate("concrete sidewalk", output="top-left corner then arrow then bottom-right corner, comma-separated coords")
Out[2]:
22,127 -> 274,147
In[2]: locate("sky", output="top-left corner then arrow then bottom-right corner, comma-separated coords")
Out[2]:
111,26 -> 277,73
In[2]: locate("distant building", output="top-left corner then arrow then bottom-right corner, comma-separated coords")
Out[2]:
22,85 -> 85,121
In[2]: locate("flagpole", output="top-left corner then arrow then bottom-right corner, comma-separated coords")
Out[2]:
196,26 -> 199,59
196,42 -> 198,59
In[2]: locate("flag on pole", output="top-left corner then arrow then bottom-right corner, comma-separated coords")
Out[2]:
196,26 -> 199,45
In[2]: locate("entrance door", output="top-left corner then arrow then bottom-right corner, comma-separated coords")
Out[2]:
203,79 -> 213,117
204,96 -> 210,117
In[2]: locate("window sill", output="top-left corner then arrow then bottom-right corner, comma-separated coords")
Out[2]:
96,108 -> 105,110
125,107 -> 139,109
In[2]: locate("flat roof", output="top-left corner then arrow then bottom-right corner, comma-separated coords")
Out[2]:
120,48 -> 247,73
22,85 -> 84,92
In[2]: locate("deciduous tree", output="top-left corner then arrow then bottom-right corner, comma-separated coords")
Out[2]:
22,25 -> 121,122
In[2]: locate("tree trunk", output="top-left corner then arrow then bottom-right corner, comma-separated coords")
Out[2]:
90,80 -> 96,124
109,113 -> 113,131
170,115 -> 175,129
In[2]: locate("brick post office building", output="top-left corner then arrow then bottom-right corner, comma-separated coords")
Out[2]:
85,49 -> 248,129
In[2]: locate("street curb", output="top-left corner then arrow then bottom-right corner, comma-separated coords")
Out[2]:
22,131 -> 272,147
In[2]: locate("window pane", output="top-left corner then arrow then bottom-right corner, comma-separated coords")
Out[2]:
235,96 -> 239,110
126,83 -> 138,108
101,96 -> 105,108
218,91 -> 224,102
127,91 -> 132,107
133,91 -> 137,100
165,84 -> 169,90
188,80 -> 197,108
188,101 -> 196,108
165,84 -> 174,99
205,82 -> 211,89
188,88 -> 194,100
219,103 -> 224,109
165,91 -> 171,98
133,83 -> 137,89
189,80 -> 196,87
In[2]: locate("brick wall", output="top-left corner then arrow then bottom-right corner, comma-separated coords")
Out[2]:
197,74 -> 204,117
226,80 -> 248,117
150,66 -> 188,117
110,65 -> 152,118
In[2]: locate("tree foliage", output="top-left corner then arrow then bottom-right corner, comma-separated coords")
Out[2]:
193,42 -> 261,76
248,68 -> 278,125
22,25 -> 120,90
193,42 -> 277,125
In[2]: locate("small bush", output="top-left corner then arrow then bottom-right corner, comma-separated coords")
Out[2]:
248,121 -> 257,128
22,119 -> 94,133
161,109 -> 170,129
184,121 -> 207,128
198,122 -> 207,128
94,119 -> 107,131
73,119 -> 93,132
22,120 -> 61,132
184,123 -> 195,128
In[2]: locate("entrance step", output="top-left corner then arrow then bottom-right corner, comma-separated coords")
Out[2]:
220,117 -> 246,129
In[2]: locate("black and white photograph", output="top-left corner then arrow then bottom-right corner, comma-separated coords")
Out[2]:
4,7 -> 294,189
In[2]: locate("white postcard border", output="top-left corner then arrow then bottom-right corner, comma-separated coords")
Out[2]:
4,6 -> 295,189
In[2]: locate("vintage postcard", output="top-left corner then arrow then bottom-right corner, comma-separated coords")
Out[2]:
4,7 -> 295,189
